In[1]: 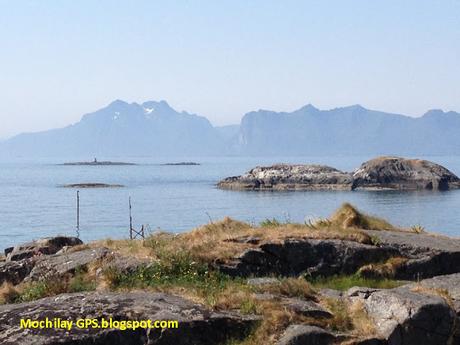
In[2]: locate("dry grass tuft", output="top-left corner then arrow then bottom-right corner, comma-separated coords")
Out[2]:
0,282 -> 19,304
358,257 -> 408,279
347,300 -> 376,336
322,297 -> 375,337
255,277 -> 317,301
329,203 -> 397,231
235,300 -> 323,345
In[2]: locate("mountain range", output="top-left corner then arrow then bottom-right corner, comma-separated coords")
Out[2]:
1,100 -> 460,157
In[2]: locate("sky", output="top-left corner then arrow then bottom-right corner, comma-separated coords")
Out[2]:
0,0 -> 459,138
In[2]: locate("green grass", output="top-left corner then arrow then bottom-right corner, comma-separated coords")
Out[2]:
308,274 -> 403,291
15,269 -> 96,303
103,253 -> 248,306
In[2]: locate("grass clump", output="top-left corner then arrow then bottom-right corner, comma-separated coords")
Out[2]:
9,268 -> 97,303
254,277 -> 316,301
410,225 -> 426,234
358,257 -> 408,279
102,251 -> 246,307
329,203 -> 397,231
0,282 -> 20,304
323,298 -> 375,336
260,218 -> 282,227
309,274 -> 402,291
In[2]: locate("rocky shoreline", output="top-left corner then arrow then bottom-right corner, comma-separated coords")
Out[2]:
2,204 -> 460,344
218,156 -> 460,191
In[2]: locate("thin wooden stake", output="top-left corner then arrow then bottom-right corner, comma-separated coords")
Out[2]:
76,190 -> 80,238
129,197 -> 133,240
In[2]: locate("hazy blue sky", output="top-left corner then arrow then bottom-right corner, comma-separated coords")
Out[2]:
0,0 -> 459,138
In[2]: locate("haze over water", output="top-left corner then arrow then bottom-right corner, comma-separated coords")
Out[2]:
1,155 -> 460,250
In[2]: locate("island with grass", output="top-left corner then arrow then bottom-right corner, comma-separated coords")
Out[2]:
1,203 -> 460,344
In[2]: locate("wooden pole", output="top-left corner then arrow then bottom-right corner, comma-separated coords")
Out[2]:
129,197 -> 133,240
76,190 -> 80,238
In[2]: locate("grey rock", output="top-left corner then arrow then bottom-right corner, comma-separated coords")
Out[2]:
102,253 -> 151,276
247,277 -> 280,286
25,247 -> 110,282
363,229 -> 460,280
414,273 -> 460,301
318,288 -> 343,300
218,164 -> 353,191
218,238 -> 397,278
281,298 -> 333,319
277,324 -> 336,345
360,286 -> 456,344
4,247 -> 14,257
0,259 -> 35,285
347,287 -> 380,299
6,236 -> 83,262
219,228 -> 460,281
407,273 -> 460,315
352,156 -> 460,190
253,293 -> 332,318
0,291 -> 258,345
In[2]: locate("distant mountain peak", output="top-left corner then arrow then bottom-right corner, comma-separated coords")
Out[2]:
297,103 -> 319,113
423,109 -> 445,117
108,99 -> 129,108
346,104 -> 366,111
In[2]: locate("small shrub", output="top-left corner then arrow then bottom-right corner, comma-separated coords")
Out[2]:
260,218 -> 282,227
18,281 -> 50,302
68,269 -> 96,292
410,225 -> 426,234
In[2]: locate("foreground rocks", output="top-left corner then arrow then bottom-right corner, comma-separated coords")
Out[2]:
218,156 -> 460,191
0,291 -> 258,345
343,274 -> 460,345
218,229 -> 460,280
357,286 -> 456,344
2,222 -> 460,344
362,229 -> 460,280
5,236 -> 83,262
277,325 -> 337,345
219,238 -> 398,278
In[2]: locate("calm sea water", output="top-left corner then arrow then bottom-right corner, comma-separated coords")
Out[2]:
1,155 -> 460,251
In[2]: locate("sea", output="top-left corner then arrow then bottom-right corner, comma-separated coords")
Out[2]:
1,155 -> 460,251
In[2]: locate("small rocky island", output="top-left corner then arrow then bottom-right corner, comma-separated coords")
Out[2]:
218,156 -> 460,191
61,158 -> 136,166
162,162 -> 201,166
2,204 -> 460,344
218,164 -> 353,190
61,183 -> 124,188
